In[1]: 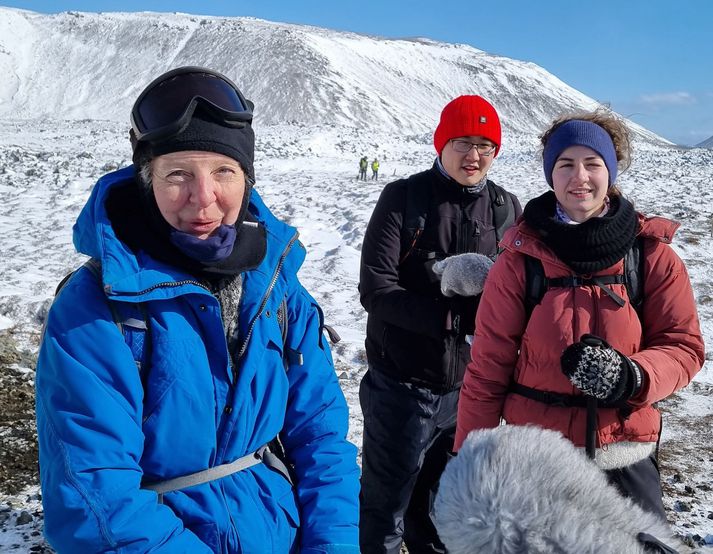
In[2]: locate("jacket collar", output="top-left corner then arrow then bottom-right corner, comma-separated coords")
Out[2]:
429,159 -> 490,200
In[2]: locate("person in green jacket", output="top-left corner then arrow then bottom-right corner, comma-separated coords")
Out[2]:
359,156 -> 368,180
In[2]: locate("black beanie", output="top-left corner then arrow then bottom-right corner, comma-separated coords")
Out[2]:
131,113 -> 255,181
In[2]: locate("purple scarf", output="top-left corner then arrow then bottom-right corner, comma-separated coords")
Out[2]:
169,224 -> 237,263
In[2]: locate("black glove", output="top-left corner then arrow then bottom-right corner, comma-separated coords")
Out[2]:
560,334 -> 643,405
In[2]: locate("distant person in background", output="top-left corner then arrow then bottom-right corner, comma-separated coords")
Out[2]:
455,108 -> 705,520
359,95 -> 521,554
371,158 -> 380,180
359,155 -> 369,180
36,66 -> 360,554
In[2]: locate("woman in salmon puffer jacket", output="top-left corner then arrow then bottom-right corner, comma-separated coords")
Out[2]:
454,107 -> 704,520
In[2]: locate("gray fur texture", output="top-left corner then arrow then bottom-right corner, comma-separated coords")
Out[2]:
434,426 -> 685,554
433,253 -> 493,297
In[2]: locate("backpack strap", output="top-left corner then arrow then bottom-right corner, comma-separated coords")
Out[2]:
523,255 -> 547,320
399,173 -> 431,265
322,324 -> 342,344
547,275 -> 627,307
487,181 -> 516,244
524,264 -> 628,313
143,443 -> 295,503
54,257 -> 102,295
522,236 -> 645,322
625,237 -> 645,317
510,382 -> 589,408
399,176 -> 516,264
111,301 -> 152,381
510,381 -> 624,410
55,258 -> 151,378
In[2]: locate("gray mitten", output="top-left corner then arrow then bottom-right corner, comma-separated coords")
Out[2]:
432,253 -> 494,297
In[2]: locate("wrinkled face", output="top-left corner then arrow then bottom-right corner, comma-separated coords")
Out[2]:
440,135 -> 496,187
151,151 -> 246,240
551,145 -> 609,223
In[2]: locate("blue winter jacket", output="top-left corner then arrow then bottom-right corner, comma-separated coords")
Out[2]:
36,166 -> 360,553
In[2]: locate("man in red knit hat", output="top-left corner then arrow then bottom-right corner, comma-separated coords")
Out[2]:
358,95 -> 521,553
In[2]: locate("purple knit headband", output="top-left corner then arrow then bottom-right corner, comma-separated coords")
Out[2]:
543,120 -> 618,187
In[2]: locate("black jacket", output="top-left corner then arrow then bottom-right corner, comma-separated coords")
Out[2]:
359,162 -> 521,391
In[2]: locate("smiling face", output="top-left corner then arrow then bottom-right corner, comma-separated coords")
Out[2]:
150,150 -> 246,239
440,135 -> 496,186
551,145 -> 609,222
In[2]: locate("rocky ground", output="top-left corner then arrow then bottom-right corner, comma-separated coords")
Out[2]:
0,334 -> 38,498
0,331 -> 51,552
659,382 -> 713,549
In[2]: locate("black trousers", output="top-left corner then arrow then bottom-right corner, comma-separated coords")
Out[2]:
359,368 -> 458,554
605,453 -> 667,520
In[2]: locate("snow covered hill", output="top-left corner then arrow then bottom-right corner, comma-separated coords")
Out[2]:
0,6 -> 667,143
0,7 -> 710,552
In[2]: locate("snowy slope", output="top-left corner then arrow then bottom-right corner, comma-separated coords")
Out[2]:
0,7 -> 710,552
0,7 -> 667,143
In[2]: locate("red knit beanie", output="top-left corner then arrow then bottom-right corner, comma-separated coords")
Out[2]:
433,95 -> 502,157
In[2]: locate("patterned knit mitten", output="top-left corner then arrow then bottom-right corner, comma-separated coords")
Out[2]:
560,334 -> 642,404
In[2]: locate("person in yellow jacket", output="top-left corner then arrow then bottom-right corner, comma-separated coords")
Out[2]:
371,158 -> 380,180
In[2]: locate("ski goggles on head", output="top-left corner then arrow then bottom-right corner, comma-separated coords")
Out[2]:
130,66 -> 254,143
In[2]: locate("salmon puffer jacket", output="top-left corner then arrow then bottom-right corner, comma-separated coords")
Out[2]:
455,213 -> 704,451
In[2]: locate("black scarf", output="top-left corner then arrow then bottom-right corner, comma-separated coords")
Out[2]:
523,191 -> 638,274
105,179 -> 266,281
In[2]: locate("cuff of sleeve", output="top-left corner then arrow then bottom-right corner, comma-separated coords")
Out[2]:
624,357 -> 645,400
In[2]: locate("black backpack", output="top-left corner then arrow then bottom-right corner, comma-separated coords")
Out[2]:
399,176 -> 517,264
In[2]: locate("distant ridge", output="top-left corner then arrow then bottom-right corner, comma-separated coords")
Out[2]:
695,135 -> 713,148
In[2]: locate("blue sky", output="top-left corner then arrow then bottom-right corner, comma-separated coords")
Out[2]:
3,0 -> 712,145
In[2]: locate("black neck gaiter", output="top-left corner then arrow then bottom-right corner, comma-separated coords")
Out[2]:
523,191 -> 638,274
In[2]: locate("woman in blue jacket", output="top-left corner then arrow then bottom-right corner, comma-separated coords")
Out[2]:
36,67 -> 360,553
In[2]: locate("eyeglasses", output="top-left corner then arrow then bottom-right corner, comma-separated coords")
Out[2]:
130,66 -> 254,143
450,139 -> 497,157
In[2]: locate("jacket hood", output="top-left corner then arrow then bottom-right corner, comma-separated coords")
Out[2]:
73,165 -> 302,301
